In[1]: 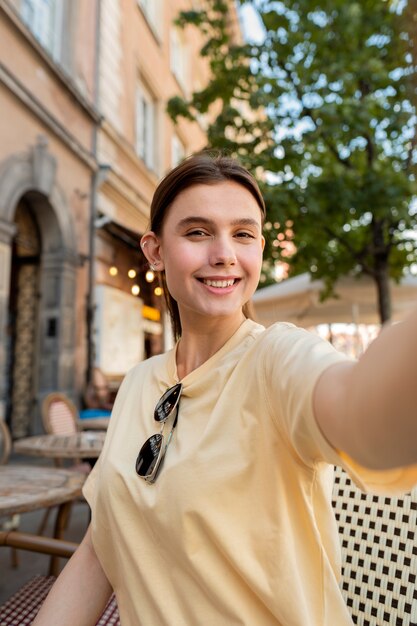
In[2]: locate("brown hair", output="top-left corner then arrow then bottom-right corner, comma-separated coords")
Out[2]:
149,151 -> 266,341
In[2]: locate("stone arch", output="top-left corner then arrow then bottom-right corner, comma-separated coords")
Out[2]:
0,136 -> 77,256
0,137 -> 80,433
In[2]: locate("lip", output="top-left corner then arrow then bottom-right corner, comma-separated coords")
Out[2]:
196,276 -> 241,294
196,276 -> 241,282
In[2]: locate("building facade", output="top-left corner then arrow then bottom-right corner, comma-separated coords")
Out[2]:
0,0 -> 238,436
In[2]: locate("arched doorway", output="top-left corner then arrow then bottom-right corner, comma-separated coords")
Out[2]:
6,199 -> 42,437
0,140 -> 79,436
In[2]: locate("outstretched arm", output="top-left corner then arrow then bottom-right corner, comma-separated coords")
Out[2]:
314,307 -> 417,470
32,525 -> 112,626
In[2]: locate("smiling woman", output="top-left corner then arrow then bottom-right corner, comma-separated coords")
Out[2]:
141,179 -> 265,351
33,152 -> 417,626
141,152 -> 266,342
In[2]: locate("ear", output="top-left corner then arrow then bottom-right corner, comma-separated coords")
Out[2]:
261,235 -> 266,251
140,232 -> 165,271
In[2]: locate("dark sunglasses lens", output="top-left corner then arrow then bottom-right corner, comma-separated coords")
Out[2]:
135,433 -> 163,477
154,383 -> 182,422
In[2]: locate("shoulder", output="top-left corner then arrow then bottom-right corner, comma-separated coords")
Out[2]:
249,321 -> 348,376
250,321 -> 317,351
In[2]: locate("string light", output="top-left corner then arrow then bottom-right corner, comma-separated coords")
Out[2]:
109,266 -> 118,276
154,286 -> 163,296
131,285 -> 140,296
145,270 -> 155,283
128,269 -> 137,278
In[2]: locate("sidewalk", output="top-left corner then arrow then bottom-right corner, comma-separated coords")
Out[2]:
0,454 -> 90,605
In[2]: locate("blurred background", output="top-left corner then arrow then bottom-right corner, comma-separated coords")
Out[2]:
1,0 -> 417,439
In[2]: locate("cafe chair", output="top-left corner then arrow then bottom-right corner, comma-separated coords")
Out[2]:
0,420 -> 20,567
41,392 -> 81,436
41,391 -> 90,470
0,530 -> 120,625
38,393 -> 91,535
332,465 -> 417,626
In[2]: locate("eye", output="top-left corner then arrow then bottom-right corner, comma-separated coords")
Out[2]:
185,229 -> 210,237
235,231 -> 256,239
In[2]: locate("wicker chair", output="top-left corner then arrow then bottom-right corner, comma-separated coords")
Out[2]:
41,391 -> 91,470
0,420 -> 20,567
0,531 -> 119,625
332,465 -> 417,626
38,393 -> 91,535
41,392 -> 81,437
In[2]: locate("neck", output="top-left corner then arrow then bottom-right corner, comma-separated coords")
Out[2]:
175,314 -> 246,380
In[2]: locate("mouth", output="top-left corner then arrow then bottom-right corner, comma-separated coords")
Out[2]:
197,278 -> 239,289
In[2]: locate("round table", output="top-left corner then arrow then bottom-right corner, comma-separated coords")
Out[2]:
0,465 -> 85,517
14,431 -> 106,460
0,465 -> 86,575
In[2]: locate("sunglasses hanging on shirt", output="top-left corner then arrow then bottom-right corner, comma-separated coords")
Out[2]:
135,383 -> 183,484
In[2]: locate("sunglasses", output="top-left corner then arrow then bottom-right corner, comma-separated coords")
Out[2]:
135,383 -> 183,484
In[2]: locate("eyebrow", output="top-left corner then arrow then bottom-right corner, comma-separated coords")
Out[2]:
176,216 -> 261,230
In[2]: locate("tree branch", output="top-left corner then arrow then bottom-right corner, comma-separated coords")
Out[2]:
322,226 -> 375,276
275,60 -> 352,169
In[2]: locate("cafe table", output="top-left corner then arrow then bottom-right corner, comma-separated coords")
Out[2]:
14,431 -> 106,460
0,464 -> 85,575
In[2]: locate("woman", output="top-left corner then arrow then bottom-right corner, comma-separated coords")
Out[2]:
34,153 -> 417,625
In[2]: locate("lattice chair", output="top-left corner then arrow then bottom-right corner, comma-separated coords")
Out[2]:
41,392 -> 91,471
0,531 -> 120,625
38,393 -> 91,535
332,465 -> 417,625
41,392 -> 81,437
0,420 -> 20,567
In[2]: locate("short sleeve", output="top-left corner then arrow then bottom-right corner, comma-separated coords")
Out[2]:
262,323 -> 347,466
262,322 -> 417,495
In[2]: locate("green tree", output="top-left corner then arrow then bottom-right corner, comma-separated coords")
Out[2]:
168,0 -> 417,322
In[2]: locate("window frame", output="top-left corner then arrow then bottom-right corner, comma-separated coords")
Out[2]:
171,133 -> 186,168
135,80 -> 159,173
21,0 -> 64,61
137,0 -> 162,40
170,27 -> 189,94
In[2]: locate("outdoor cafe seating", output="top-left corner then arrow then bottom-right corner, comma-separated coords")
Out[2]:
1,411 -> 417,624
0,531 -> 120,625
0,414 -> 120,624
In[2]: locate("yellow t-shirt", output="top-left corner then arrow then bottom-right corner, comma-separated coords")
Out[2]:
83,319 -> 417,626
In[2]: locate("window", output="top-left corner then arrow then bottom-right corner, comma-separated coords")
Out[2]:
171,134 -> 185,168
136,81 -> 158,172
21,0 -> 64,60
170,28 -> 189,93
137,0 -> 162,38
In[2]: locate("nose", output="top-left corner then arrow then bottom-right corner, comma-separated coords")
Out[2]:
209,236 -> 237,267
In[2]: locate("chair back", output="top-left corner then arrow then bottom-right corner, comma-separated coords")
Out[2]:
332,465 -> 417,625
42,393 -> 80,435
0,420 -> 11,465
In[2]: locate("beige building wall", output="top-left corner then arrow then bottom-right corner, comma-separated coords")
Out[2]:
0,0 -> 99,435
0,0 -> 240,435
93,0 -> 214,361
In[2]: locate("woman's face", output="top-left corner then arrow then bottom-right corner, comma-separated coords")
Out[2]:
146,181 -> 265,330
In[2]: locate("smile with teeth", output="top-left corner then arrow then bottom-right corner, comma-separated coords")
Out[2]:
201,278 -> 237,288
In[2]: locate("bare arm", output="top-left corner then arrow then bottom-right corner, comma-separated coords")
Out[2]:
32,525 -> 112,626
314,307 -> 417,470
